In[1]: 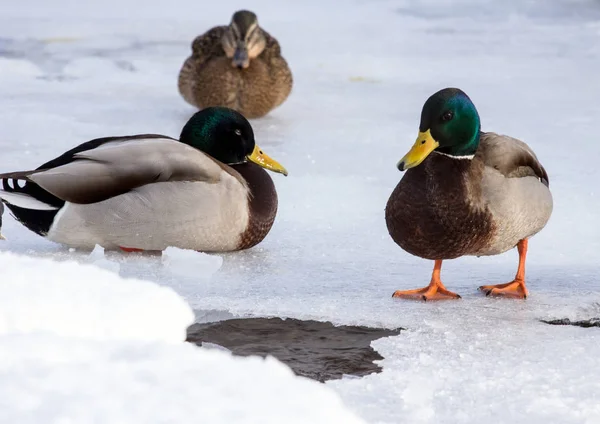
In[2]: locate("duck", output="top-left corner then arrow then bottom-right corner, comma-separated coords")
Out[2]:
0,107 -> 287,252
385,88 -> 552,300
178,10 -> 293,119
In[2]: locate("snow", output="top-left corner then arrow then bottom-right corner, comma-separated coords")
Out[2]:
1,0 -> 600,423
0,252 -> 364,423
0,251 -> 193,342
1,338 -> 365,424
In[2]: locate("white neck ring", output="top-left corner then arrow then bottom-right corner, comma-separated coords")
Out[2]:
434,151 -> 475,160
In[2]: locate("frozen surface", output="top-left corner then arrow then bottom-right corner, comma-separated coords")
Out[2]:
330,305 -> 600,424
162,246 -> 224,279
1,0 -> 600,422
0,252 -> 364,424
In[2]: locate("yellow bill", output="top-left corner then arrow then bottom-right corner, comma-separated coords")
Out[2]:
247,145 -> 288,176
397,129 -> 439,171
0,233 -> 5,241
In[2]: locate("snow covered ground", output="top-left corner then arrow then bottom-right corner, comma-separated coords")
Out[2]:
0,252 -> 365,424
1,0 -> 600,423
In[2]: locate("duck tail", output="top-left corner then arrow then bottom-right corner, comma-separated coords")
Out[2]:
0,171 -> 58,211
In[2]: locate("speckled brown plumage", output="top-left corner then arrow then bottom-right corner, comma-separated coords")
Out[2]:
385,152 -> 496,260
178,26 -> 292,119
232,162 -> 278,249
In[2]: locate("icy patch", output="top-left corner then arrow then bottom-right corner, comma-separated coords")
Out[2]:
162,246 -> 223,279
394,0 -> 600,21
0,57 -> 42,79
330,307 -> 600,424
87,244 -> 121,273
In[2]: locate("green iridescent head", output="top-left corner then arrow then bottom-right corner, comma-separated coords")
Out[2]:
398,88 -> 481,171
179,107 -> 287,175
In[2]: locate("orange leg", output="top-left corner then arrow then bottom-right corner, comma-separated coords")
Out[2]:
479,239 -> 529,299
392,260 -> 461,301
117,247 -> 162,256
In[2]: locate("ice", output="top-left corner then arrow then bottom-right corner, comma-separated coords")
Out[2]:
330,305 -> 600,423
0,252 -> 364,423
1,0 -> 600,422
162,246 -> 223,279
87,244 -> 121,273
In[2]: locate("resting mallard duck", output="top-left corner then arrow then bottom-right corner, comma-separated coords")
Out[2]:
0,107 -> 287,252
385,88 -> 552,300
178,10 -> 293,119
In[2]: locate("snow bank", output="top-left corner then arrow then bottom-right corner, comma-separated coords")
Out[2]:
0,337 -> 364,424
0,252 -> 364,424
0,251 -> 194,342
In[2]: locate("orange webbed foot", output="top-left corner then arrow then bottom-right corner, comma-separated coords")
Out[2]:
392,285 -> 461,301
479,239 -> 530,299
392,260 -> 461,302
479,280 -> 528,299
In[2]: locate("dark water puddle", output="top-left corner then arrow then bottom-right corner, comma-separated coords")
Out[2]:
541,318 -> 600,328
186,317 -> 402,382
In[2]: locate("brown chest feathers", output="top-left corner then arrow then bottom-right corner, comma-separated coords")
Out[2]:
232,163 -> 278,250
385,153 -> 495,260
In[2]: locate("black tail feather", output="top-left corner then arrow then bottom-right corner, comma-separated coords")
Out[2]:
1,172 -> 64,208
3,203 -> 57,236
0,171 -> 62,236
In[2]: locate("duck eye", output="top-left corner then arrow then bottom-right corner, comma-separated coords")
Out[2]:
441,111 -> 454,122
234,129 -> 242,136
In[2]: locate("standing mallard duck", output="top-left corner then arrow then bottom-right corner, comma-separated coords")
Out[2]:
178,10 -> 293,119
0,107 -> 287,252
385,88 -> 552,300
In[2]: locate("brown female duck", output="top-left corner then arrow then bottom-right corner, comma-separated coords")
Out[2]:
178,10 -> 293,119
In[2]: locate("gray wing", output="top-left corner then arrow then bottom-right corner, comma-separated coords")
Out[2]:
477,132 -> 549,187
24,137 -> 224,204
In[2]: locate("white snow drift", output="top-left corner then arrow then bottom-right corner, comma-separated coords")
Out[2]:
0,252 -> 363,424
